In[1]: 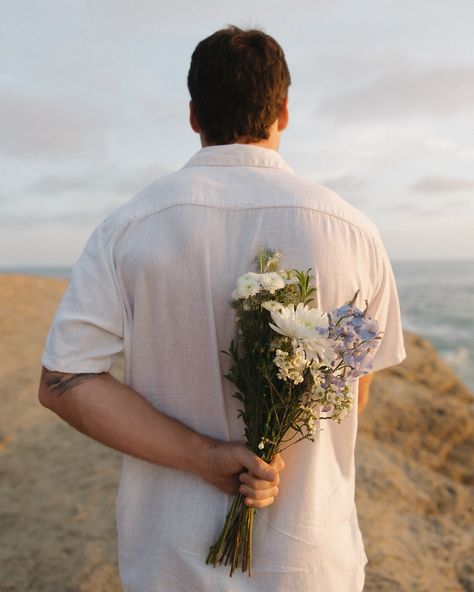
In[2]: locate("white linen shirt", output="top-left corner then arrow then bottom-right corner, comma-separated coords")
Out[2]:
42,143 -> 406,592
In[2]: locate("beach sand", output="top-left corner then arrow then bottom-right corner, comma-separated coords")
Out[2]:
0,274 -> 472,591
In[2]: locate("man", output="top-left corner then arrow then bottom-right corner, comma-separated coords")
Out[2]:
38,26 -> 405,591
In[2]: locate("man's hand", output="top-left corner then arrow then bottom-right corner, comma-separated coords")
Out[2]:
201,438 -> 285,508
38,367 -> 285,509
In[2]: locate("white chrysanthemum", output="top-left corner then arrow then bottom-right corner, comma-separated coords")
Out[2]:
261,300 -> 283,312
269,303 -> 327,340
232,272 -> 262,299
240,272 -> 261,282
259,272 -> 285,294
270,303 -> 335,363
302,336 -> 336,363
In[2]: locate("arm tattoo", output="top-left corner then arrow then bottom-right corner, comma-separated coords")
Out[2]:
41,367 -> 103,396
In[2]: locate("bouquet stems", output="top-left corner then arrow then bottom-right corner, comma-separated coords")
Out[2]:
206,491 -> 256,576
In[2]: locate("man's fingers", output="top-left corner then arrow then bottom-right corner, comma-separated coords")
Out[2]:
235,447 -> 277,481
270,453 -> 285,473
240,471 -> 279,489
205,440 -> 284,497
244,496 -> 276,509
230,446 -> 286,508
240,483 -> 279,500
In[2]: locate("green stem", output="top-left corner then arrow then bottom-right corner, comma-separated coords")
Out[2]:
206,492 -> 256,577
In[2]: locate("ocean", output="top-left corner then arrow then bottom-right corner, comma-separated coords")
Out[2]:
392,260 -> 474,394
2,260 -> 473,393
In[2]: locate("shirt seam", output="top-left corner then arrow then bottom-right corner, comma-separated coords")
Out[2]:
104,202 -> 379,243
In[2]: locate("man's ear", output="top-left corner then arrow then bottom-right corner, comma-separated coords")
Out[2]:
277,97 -> 289,132
189,100 -> 201,133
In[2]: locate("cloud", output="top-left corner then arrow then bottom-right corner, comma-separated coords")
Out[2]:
378,197 -> 470,215
108,164 -> 172,194
311,173 -> 368,206
382,203 -> 416,212
27,174 -> 103,195
319,65 -> 474,122
0,210 -> 108,228
316,173 -> 365,193
410,176 -> 474,194
0,91 -> 111,159
0,162 -> 173,228
85,0 -> 328,34
25,163 -> 171,198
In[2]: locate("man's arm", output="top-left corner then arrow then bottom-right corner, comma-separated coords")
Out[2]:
358,373 -> 374,415
38,367 -> 284,507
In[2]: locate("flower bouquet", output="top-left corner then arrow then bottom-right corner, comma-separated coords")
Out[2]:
205,249 -> 381,576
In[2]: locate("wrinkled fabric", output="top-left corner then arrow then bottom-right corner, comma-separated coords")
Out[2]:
42,144 -> 406,591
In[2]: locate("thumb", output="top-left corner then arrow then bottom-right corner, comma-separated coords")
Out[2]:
234,445 -> 277,481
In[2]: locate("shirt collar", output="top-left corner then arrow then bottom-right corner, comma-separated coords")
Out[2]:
182,143 -> 295,173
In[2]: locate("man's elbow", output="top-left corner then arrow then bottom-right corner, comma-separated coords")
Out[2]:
38,367 -> 54,409
37,365 -> 106,411
37,366 -> 93,435
38,386 -> 47,408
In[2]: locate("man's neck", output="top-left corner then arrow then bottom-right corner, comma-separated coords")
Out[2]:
200,122 -> 281,151
239,137 -> 280,151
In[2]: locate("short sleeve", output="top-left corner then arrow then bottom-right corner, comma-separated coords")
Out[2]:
366,237 -> 406,373
41,224 -> 124,373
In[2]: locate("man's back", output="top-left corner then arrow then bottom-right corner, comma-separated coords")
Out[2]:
42,143 -> 405,591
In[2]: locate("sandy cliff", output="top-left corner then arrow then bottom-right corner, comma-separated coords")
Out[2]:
0,274 -> 473,591
357,331 -> 474,591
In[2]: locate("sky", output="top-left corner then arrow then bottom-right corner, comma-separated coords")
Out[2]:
1,0 -> 473,266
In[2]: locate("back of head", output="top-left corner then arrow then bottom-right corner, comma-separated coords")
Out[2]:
187,26 -> 291,145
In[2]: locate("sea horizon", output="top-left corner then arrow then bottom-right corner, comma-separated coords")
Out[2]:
1,258 -> 474,278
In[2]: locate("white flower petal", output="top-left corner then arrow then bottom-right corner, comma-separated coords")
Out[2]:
269,303 -> 328,340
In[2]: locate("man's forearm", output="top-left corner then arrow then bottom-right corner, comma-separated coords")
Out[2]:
358,372 -> 374,415
38,367 -> 283,504
38,367 -> 207,476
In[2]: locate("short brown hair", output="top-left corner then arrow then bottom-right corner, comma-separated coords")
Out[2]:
187,26 -> 291,145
